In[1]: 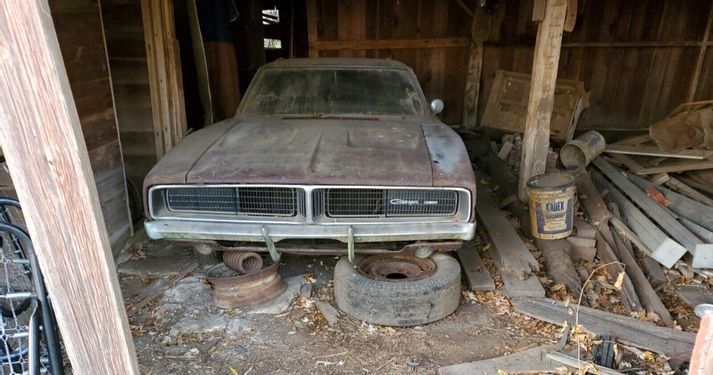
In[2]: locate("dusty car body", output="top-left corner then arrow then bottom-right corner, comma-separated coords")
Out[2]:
143,58 -> 476,259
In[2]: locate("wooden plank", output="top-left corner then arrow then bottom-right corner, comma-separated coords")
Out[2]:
532,0 -> 547,21
438,345 -> 561,375
595,231 -> 643,313
593,158 -> 702,252
629,174 -> 713,232
456,243 -> 495,291
678,176 -> 713,196
613,133 -> 652,146
127,262 -> 198,315
535,238 -> 581,296
141,0 -> 185,159
574,219 -> 597,238
461,5 -> 489,130
576,173 -> 611,228
688,1 -> 713,101
604,145 -> 713,160
681,218 -> 713,243
609,153 -> 713,206
665,177 -> 713,207
546,351 -> 623,375
518,0 -> 568,201
635,161 -> 713,175
563,0 -> 577,32
306,0 -> 318,57
608,220 -> 674,326
607,202 -> 668,289
311,37 -> 470,51
592,170 -> 687,268
454,0 -> 474,18
0,0 -> 139,372
512,297 -> 696,357
476,179 -> 545,297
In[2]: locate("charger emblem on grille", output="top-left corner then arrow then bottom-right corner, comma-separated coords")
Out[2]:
390,198 -> 439,205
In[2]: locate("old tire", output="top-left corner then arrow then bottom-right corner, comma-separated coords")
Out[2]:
334,253 -> 461,326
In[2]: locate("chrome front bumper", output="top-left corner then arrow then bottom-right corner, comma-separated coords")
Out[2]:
144,219 -> 476,243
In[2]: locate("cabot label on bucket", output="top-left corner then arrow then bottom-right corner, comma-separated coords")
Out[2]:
527,172 -> 577,240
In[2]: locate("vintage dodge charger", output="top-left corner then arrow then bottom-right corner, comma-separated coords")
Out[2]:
143,58 -> 476,326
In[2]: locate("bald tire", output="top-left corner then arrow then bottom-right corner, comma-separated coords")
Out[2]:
333,253 -> 461,327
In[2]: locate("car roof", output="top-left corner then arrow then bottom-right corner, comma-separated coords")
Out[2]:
261,58 -> 411,70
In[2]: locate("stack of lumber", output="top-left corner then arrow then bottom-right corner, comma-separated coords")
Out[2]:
457,129 -> 710,374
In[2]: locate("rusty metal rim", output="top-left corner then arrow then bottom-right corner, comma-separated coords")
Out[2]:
206,262 -> 286,308
356,254 -> 437,282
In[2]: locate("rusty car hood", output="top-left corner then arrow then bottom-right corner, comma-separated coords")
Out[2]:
185,117 -> 435,186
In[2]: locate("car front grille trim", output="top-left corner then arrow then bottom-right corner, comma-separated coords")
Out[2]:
165,186 -> 300,217
150,185 -> 469,223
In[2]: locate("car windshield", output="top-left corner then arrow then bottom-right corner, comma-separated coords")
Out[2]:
239,68 -> 424,116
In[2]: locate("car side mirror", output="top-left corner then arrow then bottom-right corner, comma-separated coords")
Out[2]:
430,99 -> 444,115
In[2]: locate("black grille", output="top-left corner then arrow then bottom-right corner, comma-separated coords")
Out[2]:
324,188 -> 458,218
165,187 -> 299,217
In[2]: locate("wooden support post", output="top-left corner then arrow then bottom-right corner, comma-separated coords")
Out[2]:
518,0 -> 569,201
688,2 -> 713,101
306,0 -> 318,57
461,7 -> 489,129
142,0 -> 187,159
0,1 -> 139,373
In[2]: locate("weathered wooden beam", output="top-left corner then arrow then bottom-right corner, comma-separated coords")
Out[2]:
629,174 -> 713,232
518,0 -> 568,201
535,238 -> 581,296
607,212 -> 674,326
636,161 -> 713,176
595,231 -> 643,313
563,0 -> 577,32
576,172 -> 611,228
612,133 -> 653,146
461,6 -> 489,129
456,243 -> 495,291
454,0 -> 474,18
609,154 -> 713,207
512,297 -> 696,358
546,351 -> 624,375
438,345 -> 560,375
476,178 -> 544,297
592,170 -> 687,268
592,159 -> 702,252
0,1 -> 139,373
306,0 -> 318,57
609,210 -> 668,290
311,37 -> 471,51
141,0 -> 186,159
688,1 -> 713,101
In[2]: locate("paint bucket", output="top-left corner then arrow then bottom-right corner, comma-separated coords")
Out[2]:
559,131 -> 606,169
527,172 -> 576,239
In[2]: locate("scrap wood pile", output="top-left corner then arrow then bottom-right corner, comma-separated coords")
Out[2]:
450,100 -> 713,375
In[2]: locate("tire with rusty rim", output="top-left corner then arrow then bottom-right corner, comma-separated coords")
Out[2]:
333,253 -> 461,326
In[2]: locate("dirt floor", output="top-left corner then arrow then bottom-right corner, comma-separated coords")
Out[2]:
118,235 -> 561,375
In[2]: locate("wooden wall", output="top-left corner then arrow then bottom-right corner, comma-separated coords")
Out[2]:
49,0 -> 132,253
307,0 -> 713,131
308,0 -> 473,124
482,0 -> 713,131
101,0 -> 157,206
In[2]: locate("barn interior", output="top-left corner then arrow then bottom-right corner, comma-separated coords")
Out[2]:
1,0 -> 713,373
